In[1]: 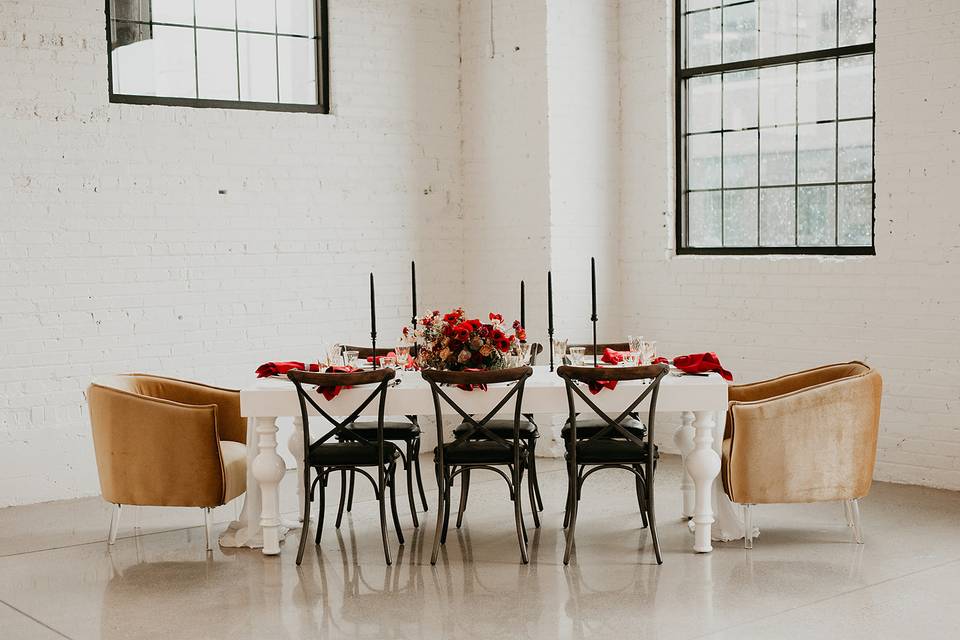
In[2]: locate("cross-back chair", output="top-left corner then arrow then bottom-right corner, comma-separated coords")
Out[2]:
288,368 -> 404,566
336,345 -> 429,528
557,364 -> 669,565
422,366 -> 536,564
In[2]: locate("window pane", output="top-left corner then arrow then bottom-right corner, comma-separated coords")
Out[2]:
838,55 -> 873,119
239,33 -> 278,102
760,126 -> 796,186
688,191 -> 723,247
723,70 -> 758,130
723,2 -> 758,63
839,0 -> 873,46
195,0 -> 235,29
798,59 -> 836,122
148,0 -> 193,26
196,28 -> 239,100
111,24 -> 196,98
797,0 -> 837,52
277,0 -> 316,36
760,187 -> 796,246
798,186 -> 836,245
838,184 -> 872,245
687,75 -> 722,133
759,64 -> 795,126
838,120 -> 872,181
724,130 -> 759,188
238,0 -> 276,33
278,36 -> 318,104
797,122 -> 835,183
686,9 -> 722,68
723,189 -> 759,246
759,0 -> 797,57
687,133 -> 723,190
684,0 -> 716,11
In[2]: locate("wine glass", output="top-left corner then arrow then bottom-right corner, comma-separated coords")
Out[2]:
343,350 -> 360,368
628,335 -> 643,354
568,346 -> 586,366
395,344 -> 411,369
624,351 -> 641,366
640,340 -> 657,365
552,338 -> 568,364
327,343 -> 343,367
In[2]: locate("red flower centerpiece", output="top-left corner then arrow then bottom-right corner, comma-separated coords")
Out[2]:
408,308 -> 523,371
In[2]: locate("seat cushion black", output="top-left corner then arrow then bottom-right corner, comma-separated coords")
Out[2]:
434,441 -> 526,465
452,418 -> 538,440
338,420 -> 420,441
561,416 -> 646,443
308,441 -> 400,466
573,439 -> 657,464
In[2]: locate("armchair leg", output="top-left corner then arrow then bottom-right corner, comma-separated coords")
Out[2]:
108,504 -> 122,545
848,499 -> 864,544
743,504 -> 754,550
203,507 -> 214,551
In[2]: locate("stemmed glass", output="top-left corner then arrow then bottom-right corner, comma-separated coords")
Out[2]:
552,338 -> 569,365
628,335 -> 643,354
395,344 -> 411,369
568,346 -> 586,366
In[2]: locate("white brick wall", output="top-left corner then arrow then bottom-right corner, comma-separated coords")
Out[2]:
0,0 -> 464,506
619,0 -> 960,490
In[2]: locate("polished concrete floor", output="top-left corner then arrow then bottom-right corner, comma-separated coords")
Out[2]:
2,454 -> 959,639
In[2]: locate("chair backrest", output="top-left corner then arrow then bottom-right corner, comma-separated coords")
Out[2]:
557,364 -> 669,468
340,345 -> 392,359
569,342 -> 629,357
421,367 -> 533,467
287,368 -> 396,457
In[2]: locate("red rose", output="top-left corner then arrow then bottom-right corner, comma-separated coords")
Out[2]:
442,324 -> 454,337
516,327 -> 527,341
454,327 -> 470,342
512,320 -> 522,330
491,329 -> 506,341
489,312 -> 503,324
478,325 -> 490,337
468,318 -> 482,330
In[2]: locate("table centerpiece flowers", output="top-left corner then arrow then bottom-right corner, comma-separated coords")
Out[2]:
406,307 -> 526,371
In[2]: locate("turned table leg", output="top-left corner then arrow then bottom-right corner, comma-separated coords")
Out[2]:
253,416 -> 287,556
686,410 -> 721,553
673,411 -> 696,519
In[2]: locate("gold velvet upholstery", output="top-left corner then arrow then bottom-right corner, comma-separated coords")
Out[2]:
88,374 -> 247,508
721,362 -> 882,505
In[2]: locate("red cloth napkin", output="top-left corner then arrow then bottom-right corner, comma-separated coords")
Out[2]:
669,353 -> 733,381
600,348 -> 624,365
316,365 -> 359,400
587,379 -> 617,395
456,368 -> 488,392
255,361 -> 320,378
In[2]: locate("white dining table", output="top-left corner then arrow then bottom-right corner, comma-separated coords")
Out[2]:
220,365 -> 746,556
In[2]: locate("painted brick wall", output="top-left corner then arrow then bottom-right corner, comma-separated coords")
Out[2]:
0,0 -> 464,506
619,0 -> 960,489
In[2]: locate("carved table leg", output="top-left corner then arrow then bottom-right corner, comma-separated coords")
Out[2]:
686,410 -> 720,553
253,416 -> 287,555
673,411 -> 696,519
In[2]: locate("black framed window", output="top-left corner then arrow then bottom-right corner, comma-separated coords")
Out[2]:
106,0 -> 328,113
676,0 -> 875,255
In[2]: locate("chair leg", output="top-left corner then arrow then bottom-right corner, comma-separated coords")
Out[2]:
440,469 -> 453,544
562,461 -> 573,529
563,476 -> 580,565
405,441 -> 420,528
513,466 -> 529,564
203,507 -> 214,551
346,469 -> 356,512
529,438 -> 544,512
743,504 -> 753,550
315,472 -> 327,545
413,438 -> 429,512
107,504 -> 122,545
635,466 -> 649,529
335,469 -> 347,528
646,486 -> 662,565
389,463 -> 405,545
849,498 -> 864,544
378,481 -> 393,566
526,459 -> 541,529
430,465 -> 446,565
842,499 -> 854,526
456,469 -> 471,528
296,469 -> 313,565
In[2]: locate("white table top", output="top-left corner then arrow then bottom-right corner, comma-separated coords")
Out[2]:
240,365 -> 729,417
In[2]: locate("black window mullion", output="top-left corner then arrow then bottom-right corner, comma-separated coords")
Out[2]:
192,0 -> 199,99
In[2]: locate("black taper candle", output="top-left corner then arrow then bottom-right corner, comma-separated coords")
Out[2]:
590,257 -> 598,367
411,260 -> 417,326
547,270 -> 554,372
370,272 -> 377,369
520,280 -> 526,338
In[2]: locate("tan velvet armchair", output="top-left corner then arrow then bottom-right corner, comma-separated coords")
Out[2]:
721,361 -> 882,548
88,374 -> 247,550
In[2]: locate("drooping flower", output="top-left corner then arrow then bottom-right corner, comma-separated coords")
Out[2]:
489,312 -> 503,324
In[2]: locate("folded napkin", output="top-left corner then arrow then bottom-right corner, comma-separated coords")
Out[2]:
316,365 -> 360,400
600,348 -> 624,365
255,361 -> 319,378
668,352 -> 733,381
456,368 -> 488,392
587,379 -> 617,395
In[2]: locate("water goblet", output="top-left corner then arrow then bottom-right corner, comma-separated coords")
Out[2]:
382,355 -> 397,369
628,335 -> 643,353
343,350 -> 360,369
568,346 -> 586,366
395,344 -> 411,369
624,351 -> 641,367
552,338 -> 569,364
640,340 -> 657,365
327,343 -> 343,367
514,342 -> 532,365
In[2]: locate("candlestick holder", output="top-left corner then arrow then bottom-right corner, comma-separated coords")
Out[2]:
548,327 -> 555,372
591,314 -> 598,368
371,331 -> 378,370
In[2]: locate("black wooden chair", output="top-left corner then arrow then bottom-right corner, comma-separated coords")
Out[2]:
288,368 -> 404,565
422,366 -> 536,564
337,345 -> 429,528
557,363 -> 669,565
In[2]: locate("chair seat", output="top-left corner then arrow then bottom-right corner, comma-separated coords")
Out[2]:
339,420 -> 420,441
452,418 -> 538,440
308,441 -> 400,466
220,440 -> 247,503
435,441 -> 527,465
561,416 -> 646,443
573,439 -> 657,464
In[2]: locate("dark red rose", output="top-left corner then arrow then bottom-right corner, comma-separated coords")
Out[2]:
478,325 -> 490,337
491,329 -> 506,342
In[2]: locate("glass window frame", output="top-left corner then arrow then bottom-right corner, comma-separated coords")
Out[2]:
105,0 -> 329,114
675,0 -> 876,256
